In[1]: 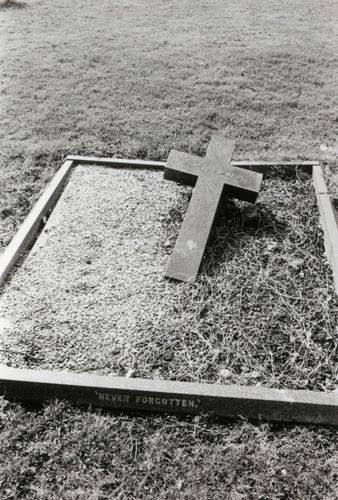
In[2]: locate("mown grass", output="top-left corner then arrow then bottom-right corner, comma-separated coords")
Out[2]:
1,399 -> 338,500
0,0 -> 338,498
1,0 -> 337,249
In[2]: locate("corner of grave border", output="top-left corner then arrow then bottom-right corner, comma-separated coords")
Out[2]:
0,159 -> 74,287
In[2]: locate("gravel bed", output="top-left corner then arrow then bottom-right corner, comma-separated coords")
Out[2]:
0,165 -> 337,391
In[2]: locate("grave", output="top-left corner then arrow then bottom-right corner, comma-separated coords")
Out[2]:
164,135 -> 263,282
0,152 -> 338,426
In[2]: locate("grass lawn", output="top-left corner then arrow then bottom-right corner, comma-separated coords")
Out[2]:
0,0 -> 338,498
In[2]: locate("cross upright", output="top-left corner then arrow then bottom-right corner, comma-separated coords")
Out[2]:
164,134 -> 263,282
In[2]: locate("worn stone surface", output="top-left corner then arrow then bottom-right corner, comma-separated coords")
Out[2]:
164,135 -> 263,282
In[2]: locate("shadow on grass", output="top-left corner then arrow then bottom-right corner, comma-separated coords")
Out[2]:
0,0 -> 26,9
6,398 -> 338,432
204,202 -> 288,277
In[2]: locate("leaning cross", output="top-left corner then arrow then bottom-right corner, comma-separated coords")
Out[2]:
164,134 -> 263,282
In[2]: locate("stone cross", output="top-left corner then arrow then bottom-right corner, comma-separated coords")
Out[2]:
164,134 -> 263,282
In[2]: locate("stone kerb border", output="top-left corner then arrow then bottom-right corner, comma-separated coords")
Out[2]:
313,165 -> 338,296
1,365 -> 338,425
0,157 -> 337,425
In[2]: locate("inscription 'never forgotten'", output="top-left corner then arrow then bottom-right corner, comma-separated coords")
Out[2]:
164,134 -> 263,282
96,391 -> 198,409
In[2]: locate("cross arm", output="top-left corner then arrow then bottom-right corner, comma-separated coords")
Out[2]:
164,150 -> 206,187
223,165 -> 263,203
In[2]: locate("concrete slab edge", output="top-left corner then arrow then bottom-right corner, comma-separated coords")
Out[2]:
67,155 -> 319,172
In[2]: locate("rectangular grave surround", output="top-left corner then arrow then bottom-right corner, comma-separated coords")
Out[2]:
0,158 -> 337,425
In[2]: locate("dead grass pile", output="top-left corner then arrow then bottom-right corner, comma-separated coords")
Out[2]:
143,169 -> 338,390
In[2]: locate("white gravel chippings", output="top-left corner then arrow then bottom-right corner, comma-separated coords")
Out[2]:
0,165 -> 188,376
